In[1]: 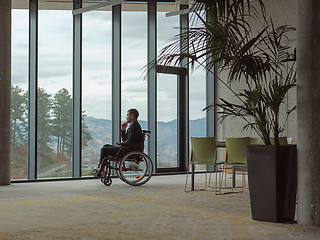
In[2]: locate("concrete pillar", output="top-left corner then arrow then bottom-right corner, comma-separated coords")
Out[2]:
0,0 -> 11,185
297,0 -> 320,226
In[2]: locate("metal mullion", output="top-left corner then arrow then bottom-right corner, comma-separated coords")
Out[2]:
177,69 -> 188,172
28,0 -> 38,180
147,2 -> 157,172
112,4 -> 122,144
206,65 -> 216,137
206,11 -> 216,138
179,4 -> 189,172
72,0 -> 82,178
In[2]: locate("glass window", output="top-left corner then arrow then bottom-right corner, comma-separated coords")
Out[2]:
11,9 -> 29,180
189,12 -> 206,138
157,12 -> 179,58
156,11 -> 179,168
189,64 -> 206,138
82,11 -> 112,175
157,73 -> 177,168
37,10 -> 72,178
121,10 -> 148,135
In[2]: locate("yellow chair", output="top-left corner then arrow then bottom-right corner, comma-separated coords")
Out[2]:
185,137 -> 224,192
217,137 -> 251,194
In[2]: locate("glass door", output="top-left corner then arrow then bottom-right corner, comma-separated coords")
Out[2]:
154,66 -> 188,173
157,73 -> 178,169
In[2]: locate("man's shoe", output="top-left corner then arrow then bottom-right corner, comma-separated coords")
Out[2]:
88,168 -> 99,176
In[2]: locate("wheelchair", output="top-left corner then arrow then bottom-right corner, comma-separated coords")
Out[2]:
98,130 -> 153,186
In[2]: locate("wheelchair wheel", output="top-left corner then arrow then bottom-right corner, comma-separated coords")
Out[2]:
118,151 -> 153,186
101,178 -> 112,186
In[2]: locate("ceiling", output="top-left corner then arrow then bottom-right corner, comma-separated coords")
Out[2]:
12,0 -> 194,12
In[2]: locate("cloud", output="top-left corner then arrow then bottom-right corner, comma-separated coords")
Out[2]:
157,13 -> 180,47
82,95 -> 112,119
122,12 -> 147,40
82,12 -> 112,43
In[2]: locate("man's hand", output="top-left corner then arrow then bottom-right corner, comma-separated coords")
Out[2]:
121,122 -> 128,130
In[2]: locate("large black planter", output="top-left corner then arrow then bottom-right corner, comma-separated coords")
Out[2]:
246,145 -> 297,223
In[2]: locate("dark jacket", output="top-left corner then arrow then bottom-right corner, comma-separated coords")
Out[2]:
121,121 -> 143,148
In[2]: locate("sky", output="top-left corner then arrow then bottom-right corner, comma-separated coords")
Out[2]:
11,8 -> 207,122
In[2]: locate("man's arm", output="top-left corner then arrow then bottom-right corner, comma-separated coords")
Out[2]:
121,129 -> 127,142
121,122 -> 128,142
121,122 -> 141,146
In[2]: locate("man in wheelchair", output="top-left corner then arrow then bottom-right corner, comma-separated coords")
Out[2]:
89,108 -> 143,177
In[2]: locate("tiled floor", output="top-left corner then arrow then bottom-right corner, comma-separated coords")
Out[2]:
1,174 -> 320,240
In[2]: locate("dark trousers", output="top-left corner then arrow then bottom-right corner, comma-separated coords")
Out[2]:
99,144 -> 121,165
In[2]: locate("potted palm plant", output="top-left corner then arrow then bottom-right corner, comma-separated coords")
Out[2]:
146,0 -> 297,222
205,23 -> 297,223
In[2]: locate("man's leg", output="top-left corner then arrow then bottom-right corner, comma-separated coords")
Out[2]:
99,144 -> 122,166
89,144 -> 121,176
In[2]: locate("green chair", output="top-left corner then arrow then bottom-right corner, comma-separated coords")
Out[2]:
250,137 -> 262,145
185,137 -> 224,192
270,137 -> 288,145
217,137 -> 251,194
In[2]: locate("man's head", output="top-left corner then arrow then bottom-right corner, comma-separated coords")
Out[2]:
126,108 -> 139,123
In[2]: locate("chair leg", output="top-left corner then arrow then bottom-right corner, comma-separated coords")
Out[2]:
241,166 -> 246,192
217,165 -> 238,195
208,164 -> 220,193
184,162 -> 191,192
232,166 -> 246,193
205,166 -> 215,191
208,165 -> 214,189
214,165 -> 218,192
208,165 -> 212,187
204,168 -> 207,190
216,164 -> 223,192
216,165 -> 225,195
217,165 -> 247,194
186,164 -> 215,192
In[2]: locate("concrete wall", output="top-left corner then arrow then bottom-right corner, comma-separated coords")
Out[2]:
0,0 -> 12,185
297,0 -> 320,227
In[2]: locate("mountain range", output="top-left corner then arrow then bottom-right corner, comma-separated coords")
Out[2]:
83,116 -> 206,164
85,116 -> 206,145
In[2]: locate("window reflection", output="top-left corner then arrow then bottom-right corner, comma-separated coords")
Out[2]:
37,10 -> 73,178
82,11 -> 112,175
